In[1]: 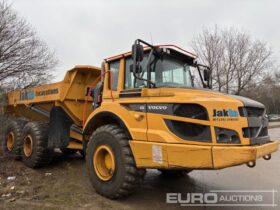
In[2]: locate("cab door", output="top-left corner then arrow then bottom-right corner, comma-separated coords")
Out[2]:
104,57 -> 148,141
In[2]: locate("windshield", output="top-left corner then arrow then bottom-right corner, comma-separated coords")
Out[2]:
153,55 -> 193,88
125,53 -> 193,89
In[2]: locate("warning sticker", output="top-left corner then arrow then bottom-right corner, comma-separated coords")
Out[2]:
152,145 -> 163,164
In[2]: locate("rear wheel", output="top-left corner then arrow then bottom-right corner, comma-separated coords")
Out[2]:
2,120 -> 27,160
21,122 -> 53,168
158,169 -> 192,177
86,124 -> 144,199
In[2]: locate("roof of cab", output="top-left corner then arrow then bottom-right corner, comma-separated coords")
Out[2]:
104,44 -> 198,62
69,65 -> 101,72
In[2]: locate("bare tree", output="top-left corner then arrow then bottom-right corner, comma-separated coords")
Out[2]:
241,70 -> 280,114
0,0 -> 58,90
192,26 -> 274,95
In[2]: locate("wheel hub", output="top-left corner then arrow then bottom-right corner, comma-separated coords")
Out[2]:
6,132 -> 15,152
93,145 -> 115,181
23,135 -> 33,157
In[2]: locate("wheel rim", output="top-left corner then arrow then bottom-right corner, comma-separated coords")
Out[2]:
23,135 -> 33,157
93,145 -> 115,181
6,132 -> 15,152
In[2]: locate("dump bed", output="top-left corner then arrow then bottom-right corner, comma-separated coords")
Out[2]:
7,65 -> 101,127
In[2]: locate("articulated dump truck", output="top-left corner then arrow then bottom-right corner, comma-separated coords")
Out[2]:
2,39 -> 279,199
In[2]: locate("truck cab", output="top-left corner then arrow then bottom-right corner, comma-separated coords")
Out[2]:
83,39 -> 278,173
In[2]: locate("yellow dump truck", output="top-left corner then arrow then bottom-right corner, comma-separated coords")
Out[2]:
2,39 -> 279,199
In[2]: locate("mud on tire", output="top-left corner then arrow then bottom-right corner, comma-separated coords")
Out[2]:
21,122 -> 53,168
86,124 -> 145,199
1,120 -> 27,160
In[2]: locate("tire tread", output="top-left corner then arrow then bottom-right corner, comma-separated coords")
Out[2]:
86,124 -> 145,199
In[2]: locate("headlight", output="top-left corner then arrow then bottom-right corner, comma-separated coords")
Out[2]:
215,127 -> 240,143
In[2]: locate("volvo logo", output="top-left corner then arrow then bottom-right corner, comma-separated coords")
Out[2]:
148,105 -> 168,110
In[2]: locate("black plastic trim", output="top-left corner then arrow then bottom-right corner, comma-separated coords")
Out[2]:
165,119 -> 211,142
121,103 -> 209,120
120,89 -> 142,93
119,93 -> 142,98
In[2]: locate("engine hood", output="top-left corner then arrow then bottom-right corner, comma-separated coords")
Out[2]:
157,88 -> 264,109
229,95 -> 265,109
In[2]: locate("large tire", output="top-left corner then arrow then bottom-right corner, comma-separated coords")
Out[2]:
1,120 -> 27,160
21,122 -> 53,168
86,124 -> 144,199
158,169 -> 192,177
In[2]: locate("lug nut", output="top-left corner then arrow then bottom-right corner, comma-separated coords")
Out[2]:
247,161 -> 256,168
263,154 -> 271,160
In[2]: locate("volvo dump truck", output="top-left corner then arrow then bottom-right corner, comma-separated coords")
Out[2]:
2,39 -> 279,199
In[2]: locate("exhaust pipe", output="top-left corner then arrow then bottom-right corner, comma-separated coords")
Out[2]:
263,154 -> 271,160
247,161 -> 256,168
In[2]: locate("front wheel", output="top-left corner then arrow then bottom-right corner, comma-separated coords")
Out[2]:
86,124 -> 144,199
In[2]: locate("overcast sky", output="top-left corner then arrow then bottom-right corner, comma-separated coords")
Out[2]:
8,0 -> 279,81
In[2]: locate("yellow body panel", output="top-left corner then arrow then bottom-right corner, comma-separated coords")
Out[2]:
70,130 -> 83,141
67,141 -> 83,150
84,102 -> 148,141
130,140 -> 279,169
130,141 -> 212,168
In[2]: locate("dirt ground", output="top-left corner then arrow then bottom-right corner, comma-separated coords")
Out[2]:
0,128 -> 279,210
0,152 -> 139,210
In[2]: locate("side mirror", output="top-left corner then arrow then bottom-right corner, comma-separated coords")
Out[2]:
203,69 -> 210,82
132,43 -> 144,62
130,64 -> 142,74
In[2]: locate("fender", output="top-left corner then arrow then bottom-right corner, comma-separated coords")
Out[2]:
83,111 -> 132,140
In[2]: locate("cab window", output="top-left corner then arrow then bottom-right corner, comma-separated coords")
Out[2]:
125,56 -> 155,89
109,60 -> 120,90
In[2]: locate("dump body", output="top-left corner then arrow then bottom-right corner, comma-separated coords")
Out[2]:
7,65 -> 101,126
6,65 -> 101,149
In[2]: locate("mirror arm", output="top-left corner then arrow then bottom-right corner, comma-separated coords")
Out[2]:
193,61 -> 211,88
197,65 -> 207,88
132,39 -> 156,88
207,70 -> 211,88
136,39 -> 154,48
